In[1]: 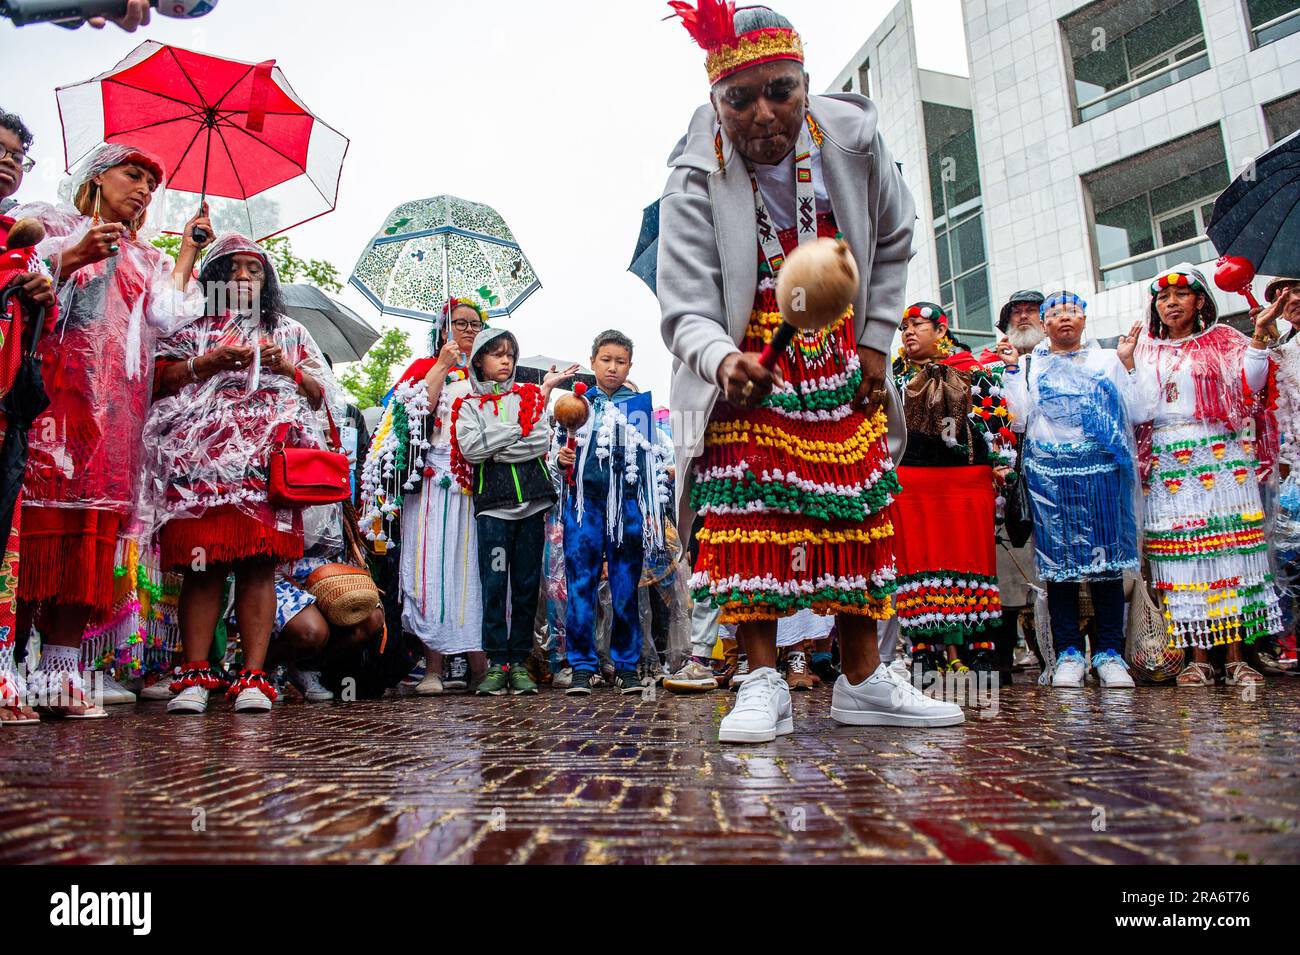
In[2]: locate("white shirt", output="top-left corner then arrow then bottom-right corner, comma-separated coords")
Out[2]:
750,140 -> 831,233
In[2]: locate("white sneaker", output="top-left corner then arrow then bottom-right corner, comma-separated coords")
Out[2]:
233,686 -> 274,713
96,671 -> 137,705
167,685 -> 209,714
1012,645 -> 1037,669
288,666 -> 334,702
728,655 -> 751,691
718,668 -> 793,744
139,669 -> 179,700
415,672 -> 444,696
1052,650 -> 1087,688
552,667 -> 574,689
888,656 -> 912,680
830,664 -> 965,727
664,658 -> 718,693
1092,651 -> 1135,688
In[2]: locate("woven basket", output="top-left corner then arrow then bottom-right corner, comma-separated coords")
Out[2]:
305,563 -> 380,628
1125,576 -> 1182,683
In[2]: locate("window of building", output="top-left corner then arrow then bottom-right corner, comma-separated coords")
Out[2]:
1062,0 -> 1210,123
1264,90 -> 1300,143
924,102 -> 981,219
925,102 -> 991,344
1247,0 -> 1300,47
841,59 -> 872,95
1084,125 -> 1228,289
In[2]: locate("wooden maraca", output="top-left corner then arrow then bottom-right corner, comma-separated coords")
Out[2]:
553,382 -> 590,481
766,237 -> 860,368
1214,256 -> 1261,310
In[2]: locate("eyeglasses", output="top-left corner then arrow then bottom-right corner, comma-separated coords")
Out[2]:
451,318 -> 484,332
0,146 -> 34,173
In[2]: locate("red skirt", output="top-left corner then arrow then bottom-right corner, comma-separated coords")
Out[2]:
160,504 -> 302,572
18,506 -> 124,618
892,464 -> 1000,644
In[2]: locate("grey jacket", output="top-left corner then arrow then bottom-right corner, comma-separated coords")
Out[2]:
455,328 -> 553,466
657,92 -> 916,527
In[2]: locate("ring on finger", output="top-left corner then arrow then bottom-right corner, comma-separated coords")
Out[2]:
740,380 -> 755,402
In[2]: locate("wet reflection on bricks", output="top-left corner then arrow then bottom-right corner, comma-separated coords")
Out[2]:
0,679 -> 1297,863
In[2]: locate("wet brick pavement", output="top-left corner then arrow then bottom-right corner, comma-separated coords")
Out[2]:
1,676 -> 1298,864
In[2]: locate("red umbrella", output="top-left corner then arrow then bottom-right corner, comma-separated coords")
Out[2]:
56,40 -> 349,240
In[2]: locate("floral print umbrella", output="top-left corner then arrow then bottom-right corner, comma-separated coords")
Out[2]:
349,195 -> 541,323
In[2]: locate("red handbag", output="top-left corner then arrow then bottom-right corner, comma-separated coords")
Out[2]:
266,400 -> 352,507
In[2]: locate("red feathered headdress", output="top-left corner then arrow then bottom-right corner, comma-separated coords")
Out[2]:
668,1 -> 804,85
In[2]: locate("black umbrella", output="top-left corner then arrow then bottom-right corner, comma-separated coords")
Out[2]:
513,354 -> 597,390
1208,129 -> 1300,278
0,288 -> 49,550
281,284 -> 380,363
628,200 -> 660,294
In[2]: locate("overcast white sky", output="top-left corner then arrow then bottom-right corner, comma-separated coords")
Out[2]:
1,0 -> 967,399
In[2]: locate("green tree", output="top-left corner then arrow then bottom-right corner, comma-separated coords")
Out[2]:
151,233 -> 342,292
339,326 -> 412,409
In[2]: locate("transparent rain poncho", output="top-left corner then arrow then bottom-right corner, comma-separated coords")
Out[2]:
1270,336 -> 1300,593
10,143 -> 203,515
1003,339 -> 1141,582
135,232 -> 345,541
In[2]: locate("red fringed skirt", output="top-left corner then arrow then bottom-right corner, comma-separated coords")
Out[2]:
891,464 -> 1000,645
160,504 -> 302,572
687,214 -> 899,624
18,506 -> 124,618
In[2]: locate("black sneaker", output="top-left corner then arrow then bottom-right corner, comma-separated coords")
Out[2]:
969,649 -> 999,674
565,670 -> 594,696
810,655 -> 840,684
614,670 -> 644,694
911,646 -> 945,681
443,654 -> 469,691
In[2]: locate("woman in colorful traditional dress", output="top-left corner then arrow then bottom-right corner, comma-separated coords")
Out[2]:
138,232 -> 344,714
891,302 -> 1016,679
1118,263 -> 1279,687
658,1 -> 964,743
370,299 -> 485,695
11,143 -> 206,718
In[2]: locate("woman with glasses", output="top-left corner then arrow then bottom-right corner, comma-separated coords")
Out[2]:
0,110 -> 56,724
361,298 -> 488,695
890,302 -> 1017,679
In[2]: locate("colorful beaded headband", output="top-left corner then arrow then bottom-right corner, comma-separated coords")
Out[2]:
1149,271 -> 1206,295
902,303 -> 948,325
1041,292 -> 1087,316
668,1 -> 804,85
442,297 -> 489,324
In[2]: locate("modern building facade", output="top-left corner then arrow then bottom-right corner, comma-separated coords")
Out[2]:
831,0 -> 1300,346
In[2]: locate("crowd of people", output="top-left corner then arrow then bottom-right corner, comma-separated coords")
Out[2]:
1,1 -> 1298,746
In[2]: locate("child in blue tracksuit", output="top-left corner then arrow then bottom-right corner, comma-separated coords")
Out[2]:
554,330 -> 661,696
